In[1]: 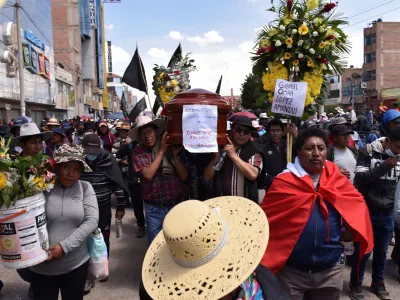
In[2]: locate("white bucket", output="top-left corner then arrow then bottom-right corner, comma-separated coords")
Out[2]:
0,193 -> 49,269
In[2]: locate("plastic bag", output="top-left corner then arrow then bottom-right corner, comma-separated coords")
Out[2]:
87,228 -> 109,281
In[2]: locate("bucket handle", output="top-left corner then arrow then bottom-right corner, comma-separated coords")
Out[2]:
0,209 -> 27,223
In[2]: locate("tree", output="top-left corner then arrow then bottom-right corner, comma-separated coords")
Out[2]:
240,74 -> 264,109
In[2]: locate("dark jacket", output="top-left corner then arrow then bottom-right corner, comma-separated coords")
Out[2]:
258,138 -> 287,191
212,141 -> 261,202
354,138 -> 400,211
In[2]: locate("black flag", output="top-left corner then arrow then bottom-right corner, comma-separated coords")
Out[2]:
128,97 -> 147,123
152,98 -> 161,116
120,92 -> 128,117
215,75 -> 223,94
167,43 -> 182,67
122,47 -> 148,94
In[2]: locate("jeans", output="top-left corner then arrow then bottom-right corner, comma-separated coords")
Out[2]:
128,179 -> 145,227
31,260 -> 89,300
350,209 -> 394,284
145,203 -> 173,246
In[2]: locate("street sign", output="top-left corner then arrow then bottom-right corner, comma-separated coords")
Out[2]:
107,41 -> 112,76
361,82 -> 368,89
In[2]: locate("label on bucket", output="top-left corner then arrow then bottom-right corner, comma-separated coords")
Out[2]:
0,195 -> 49,269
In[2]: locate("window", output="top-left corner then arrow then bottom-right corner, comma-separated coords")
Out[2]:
57,81 -> 63,94
343,86 -> 351,96
365,51 -> 376,63
364,33 -> 377,46
364,70 -> 376,81
354,85 -> 361,95
329,89 -> 340,98
371,33 -> 376,44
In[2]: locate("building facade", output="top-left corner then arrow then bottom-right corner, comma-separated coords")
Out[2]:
0,0 -> 58,124
363,21 -> 400,111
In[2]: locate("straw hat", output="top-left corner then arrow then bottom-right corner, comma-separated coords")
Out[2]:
115,121 -> 123,130
128,116 -> 166,141
142,197 -> 269,300
47,118 -> 59,126
11,123 -> 52,146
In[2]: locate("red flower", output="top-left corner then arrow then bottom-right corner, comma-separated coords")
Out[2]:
48,158 -> 56,170
173,70 -> 180,75
287,0 -> 293,10
322,3 -> 336,13
319,58 -> 328,65
326,35 -> 336,40
165,74 -> 170,80
256,46 -> 277,55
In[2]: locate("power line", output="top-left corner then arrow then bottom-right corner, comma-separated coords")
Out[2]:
345,6 -> 400,28
347,0 -> 396,19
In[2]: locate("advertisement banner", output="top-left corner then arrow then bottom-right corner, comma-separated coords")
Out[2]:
68,91 -> 76,107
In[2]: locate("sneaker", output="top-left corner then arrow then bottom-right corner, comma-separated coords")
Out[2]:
137,226 -> 146,238
99,276 -> 109,283
371,281 -> 390,300
349,282 -> 365,300
84,280 -> 95,295
28,285 -> 34,300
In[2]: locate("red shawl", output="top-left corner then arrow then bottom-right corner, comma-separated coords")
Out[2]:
260,160 -> 373,274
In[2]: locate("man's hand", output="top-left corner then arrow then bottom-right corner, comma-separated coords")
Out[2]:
385,157 -> 398,169
224,138 -> 236,158
172,145 -> 183,158
159,132 -> 169,155
284,124 -> 298,137
121,160 -> 129,165
46,244 -> 64,261
340,168 -> 351,178
116,208 -> 125,220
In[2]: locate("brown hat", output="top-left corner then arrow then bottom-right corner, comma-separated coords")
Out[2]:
119,123 -> 131,130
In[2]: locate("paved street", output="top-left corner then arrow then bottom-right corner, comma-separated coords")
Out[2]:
1,208 -> 400,300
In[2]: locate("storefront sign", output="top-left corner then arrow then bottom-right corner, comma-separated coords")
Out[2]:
24,31 -> 45,50
22,43 -> 30,67
182,105 -> 218,153
107,41 -> 112,76
89,0 -> 96,26
68,91 -> 76,107
25,44 -> 38,74
271,79 -> 308,118
38,53 -> 50,79
381,87 -> 400,98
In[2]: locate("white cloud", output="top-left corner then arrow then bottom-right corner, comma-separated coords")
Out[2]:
254,26 -> 263,33
105,24 -> 114,30
169,31 -> 184,40
147,48 -> 170,58
109,45 -> 130,62
239,41 -> 254,53
186,31 -> 224,46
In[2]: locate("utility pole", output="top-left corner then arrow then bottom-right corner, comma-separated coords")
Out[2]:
15,0 -> 25,116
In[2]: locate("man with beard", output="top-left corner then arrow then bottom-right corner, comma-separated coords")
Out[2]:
80,134 -> 127,294
204,116 -> 263,203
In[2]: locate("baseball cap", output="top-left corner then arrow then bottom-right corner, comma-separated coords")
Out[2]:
52,127 -> 65,136
82,134 -> 101,155
331,125 -> 354,136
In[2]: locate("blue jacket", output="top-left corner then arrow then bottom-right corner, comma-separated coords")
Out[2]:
286,199 -> 344,273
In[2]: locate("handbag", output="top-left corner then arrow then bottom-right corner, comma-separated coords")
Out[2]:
87,228 -> 109,281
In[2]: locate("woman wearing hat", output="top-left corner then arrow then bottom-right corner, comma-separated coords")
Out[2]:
97,121 -> 116,153
29,144 -> 99,300
141,197 -> 290,300
46,128 -> 70,157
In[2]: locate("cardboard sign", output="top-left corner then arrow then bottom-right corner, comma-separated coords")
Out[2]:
271,79 -> 308,117
182,105 -> 218,153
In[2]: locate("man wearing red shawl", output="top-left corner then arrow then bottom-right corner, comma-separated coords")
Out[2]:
261,128 -> 373,300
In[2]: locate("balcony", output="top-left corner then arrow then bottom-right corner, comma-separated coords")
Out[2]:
55,94 -> 68,110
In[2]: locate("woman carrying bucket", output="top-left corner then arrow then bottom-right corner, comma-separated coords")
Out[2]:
29,144 -> 99,300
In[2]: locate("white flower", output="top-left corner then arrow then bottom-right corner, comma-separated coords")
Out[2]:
166,81 -> 171,87
287,44 -> 293,49
309,48 -> 315,55
319,27 -> 326,33
280,57 -> 285,62
295,66 -> 300,72
304,13 -> 309,18
313,18 -> 320,24
313,31 -> 318,37
279,25 -> 285,31
298,40 -> 304,46
292,29 -> 297,34
275,40 -> 282,47
321,64 -> 328,70
298,53 -> 304,59
291,14 -> 298,20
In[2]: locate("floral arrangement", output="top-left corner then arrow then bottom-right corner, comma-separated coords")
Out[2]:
153,54 -> 196,105
252,0 -> 350,118
0,137 -> 55,208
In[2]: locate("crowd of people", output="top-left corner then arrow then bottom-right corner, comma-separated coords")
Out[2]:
0,103 -> 400,300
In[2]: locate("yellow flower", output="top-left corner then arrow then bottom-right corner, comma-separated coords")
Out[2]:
306,0 -> 319,10
262,62 -> 289,93
307,60 -> 314,67
259,38 -> 271,47
0,172 -> 6,190
170,79 -> 179,88
284,52 -> 292,60
319,42 -> 326,49
298,24 -> 309,35
268,28 -> 278,37
302,71 -> 324,106
293,59 -> 299,66
282,15 -> 293,25
286,38 -> 293,46
159,86 -> 176,104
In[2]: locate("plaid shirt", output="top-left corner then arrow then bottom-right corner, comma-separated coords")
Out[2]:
133,145 -> 185,204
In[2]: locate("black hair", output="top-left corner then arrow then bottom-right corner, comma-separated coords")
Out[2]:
295,127 -> 328,152
20,134 -> 43,145
138,124 -> 158,133
388,126 -> 400,141
266,118 -> 284,133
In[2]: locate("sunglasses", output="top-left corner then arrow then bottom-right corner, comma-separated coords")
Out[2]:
234,126 -> 251,135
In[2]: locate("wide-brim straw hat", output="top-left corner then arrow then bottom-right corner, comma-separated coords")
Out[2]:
11,123 -> 52,146
128,116 -> 166,141
142,197 -> 269,300
47,118 -> 59,126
